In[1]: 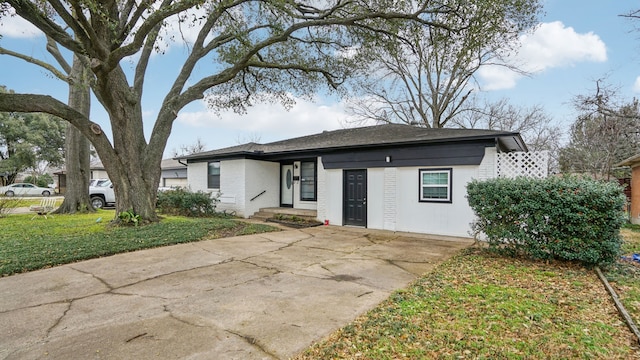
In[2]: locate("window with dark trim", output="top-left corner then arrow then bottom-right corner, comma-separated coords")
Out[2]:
300,161 -> 317,201
419,168 -> 452,203
208,161 -> 220,189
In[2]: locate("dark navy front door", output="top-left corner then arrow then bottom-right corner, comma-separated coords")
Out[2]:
343,169 -> 367,227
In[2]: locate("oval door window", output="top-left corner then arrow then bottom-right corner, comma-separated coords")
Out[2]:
286,169 -> 292,189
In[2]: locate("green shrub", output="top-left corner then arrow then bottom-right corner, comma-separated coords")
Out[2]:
467,176 -> 626,266
156,188 -> 219,217
118,209 -> 140,226
23,174 -> 54,188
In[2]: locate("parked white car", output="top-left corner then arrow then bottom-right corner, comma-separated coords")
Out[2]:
89,178 -> 110,187
89,179 -> 116,209
1,183 -> 55,197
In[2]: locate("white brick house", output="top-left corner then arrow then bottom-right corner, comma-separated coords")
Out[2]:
179,124 -> 533,238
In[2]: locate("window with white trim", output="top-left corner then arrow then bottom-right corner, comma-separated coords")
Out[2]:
419,168 -> 452,202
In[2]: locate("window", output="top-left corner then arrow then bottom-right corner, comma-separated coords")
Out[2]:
419,168 -> 452,202
300,161 -> 317,201
208,161 -> 220,189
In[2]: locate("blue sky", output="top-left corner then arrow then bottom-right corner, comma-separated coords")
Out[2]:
0,0 -> 639,158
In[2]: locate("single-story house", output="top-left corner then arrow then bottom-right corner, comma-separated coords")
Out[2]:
159,158 -> 188,188
90,158 -> 187,188
179,124 -> 535,238
616,154 -> 640,224
55,158 -> 187,194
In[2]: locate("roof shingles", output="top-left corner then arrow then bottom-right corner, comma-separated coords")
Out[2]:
180,124 -> 522,160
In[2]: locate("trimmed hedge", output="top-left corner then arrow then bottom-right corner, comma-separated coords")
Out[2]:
156,188 -> 219,217
467,176 -> 626,266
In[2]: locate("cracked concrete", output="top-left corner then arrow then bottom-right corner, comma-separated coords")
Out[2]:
0,226 -> 472,359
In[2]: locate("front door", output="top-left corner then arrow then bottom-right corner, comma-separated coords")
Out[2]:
280,164 -> 294,207
343,169 -> 367,227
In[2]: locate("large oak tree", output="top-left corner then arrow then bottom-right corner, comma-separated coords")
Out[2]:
0,0 -> 474,222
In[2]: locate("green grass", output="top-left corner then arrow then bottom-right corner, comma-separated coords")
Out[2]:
0,210 -> 277,276
605,228 -> 640,333
0,197 -> 62,214
298,248 -> 639,359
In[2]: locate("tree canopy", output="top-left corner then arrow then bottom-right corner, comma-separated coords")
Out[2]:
0,87 -> 65,185
0,0 -> 473,221
344,0 -> 542,128
559,82 -> 640,179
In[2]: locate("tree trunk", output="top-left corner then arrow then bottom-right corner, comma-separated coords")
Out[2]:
54,55 -> 94,214
90,67 -> 162,223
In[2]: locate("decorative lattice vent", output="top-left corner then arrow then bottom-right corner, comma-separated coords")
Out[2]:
497,151 -> 549,179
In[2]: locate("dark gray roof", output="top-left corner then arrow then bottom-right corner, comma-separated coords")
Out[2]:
160,158 -> 187,169
180,124 -> 526,161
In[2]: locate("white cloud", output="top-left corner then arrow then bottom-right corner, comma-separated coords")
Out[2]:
479,21 -> 608,90
633,76 -> 640,93
176,96 -> 350,143
0,9 -> 42,38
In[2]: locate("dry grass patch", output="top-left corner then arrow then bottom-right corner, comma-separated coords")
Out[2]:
297,248 -> 639,359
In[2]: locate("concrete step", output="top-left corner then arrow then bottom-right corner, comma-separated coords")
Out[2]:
250,208 -> 318,221
249,211 -> 273,221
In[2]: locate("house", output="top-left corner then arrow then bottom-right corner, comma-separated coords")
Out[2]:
90,158 -> 187,188
89,160 -> 109,180
159,158 -> 188,188
615,154 -> 640,224
55,158 -> 186,194
179,124 -> 535,238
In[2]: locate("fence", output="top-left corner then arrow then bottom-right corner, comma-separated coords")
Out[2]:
497,151 -> 549,179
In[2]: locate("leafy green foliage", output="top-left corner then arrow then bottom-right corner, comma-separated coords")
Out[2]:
117,209 -> 140,226
23,174 -> 54,188
0,86 -> 65,183
156,188 -> 219,217
467,176 -> 626,266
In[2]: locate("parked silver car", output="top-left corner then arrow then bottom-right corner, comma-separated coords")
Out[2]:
0,183 -> 55,197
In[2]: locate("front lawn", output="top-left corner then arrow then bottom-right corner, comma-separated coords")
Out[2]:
298,246 -> 640,359
0,210 -> 277,276
607,228 -> 640,331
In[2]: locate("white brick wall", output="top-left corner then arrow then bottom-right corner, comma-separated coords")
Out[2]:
383,168 -> 397,231
316,157 -> 327,222
217,159 -> 245,215
187,162 -> 208,191
244,160 -> 279,217
477,147 -> 497,180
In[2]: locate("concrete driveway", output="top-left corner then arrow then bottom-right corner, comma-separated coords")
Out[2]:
0,226 -> 472,359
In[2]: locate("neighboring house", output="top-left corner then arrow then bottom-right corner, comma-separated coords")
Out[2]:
159,158 -> 188,188
55,158 -> 186,194
616,154 -> 640,224
91,158 -> 187,187
179,124 -> 538,238
89,160 -> 109,180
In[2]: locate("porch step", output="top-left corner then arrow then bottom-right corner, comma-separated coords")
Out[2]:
250,211 -> 275,221
250,207 -> 318,221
